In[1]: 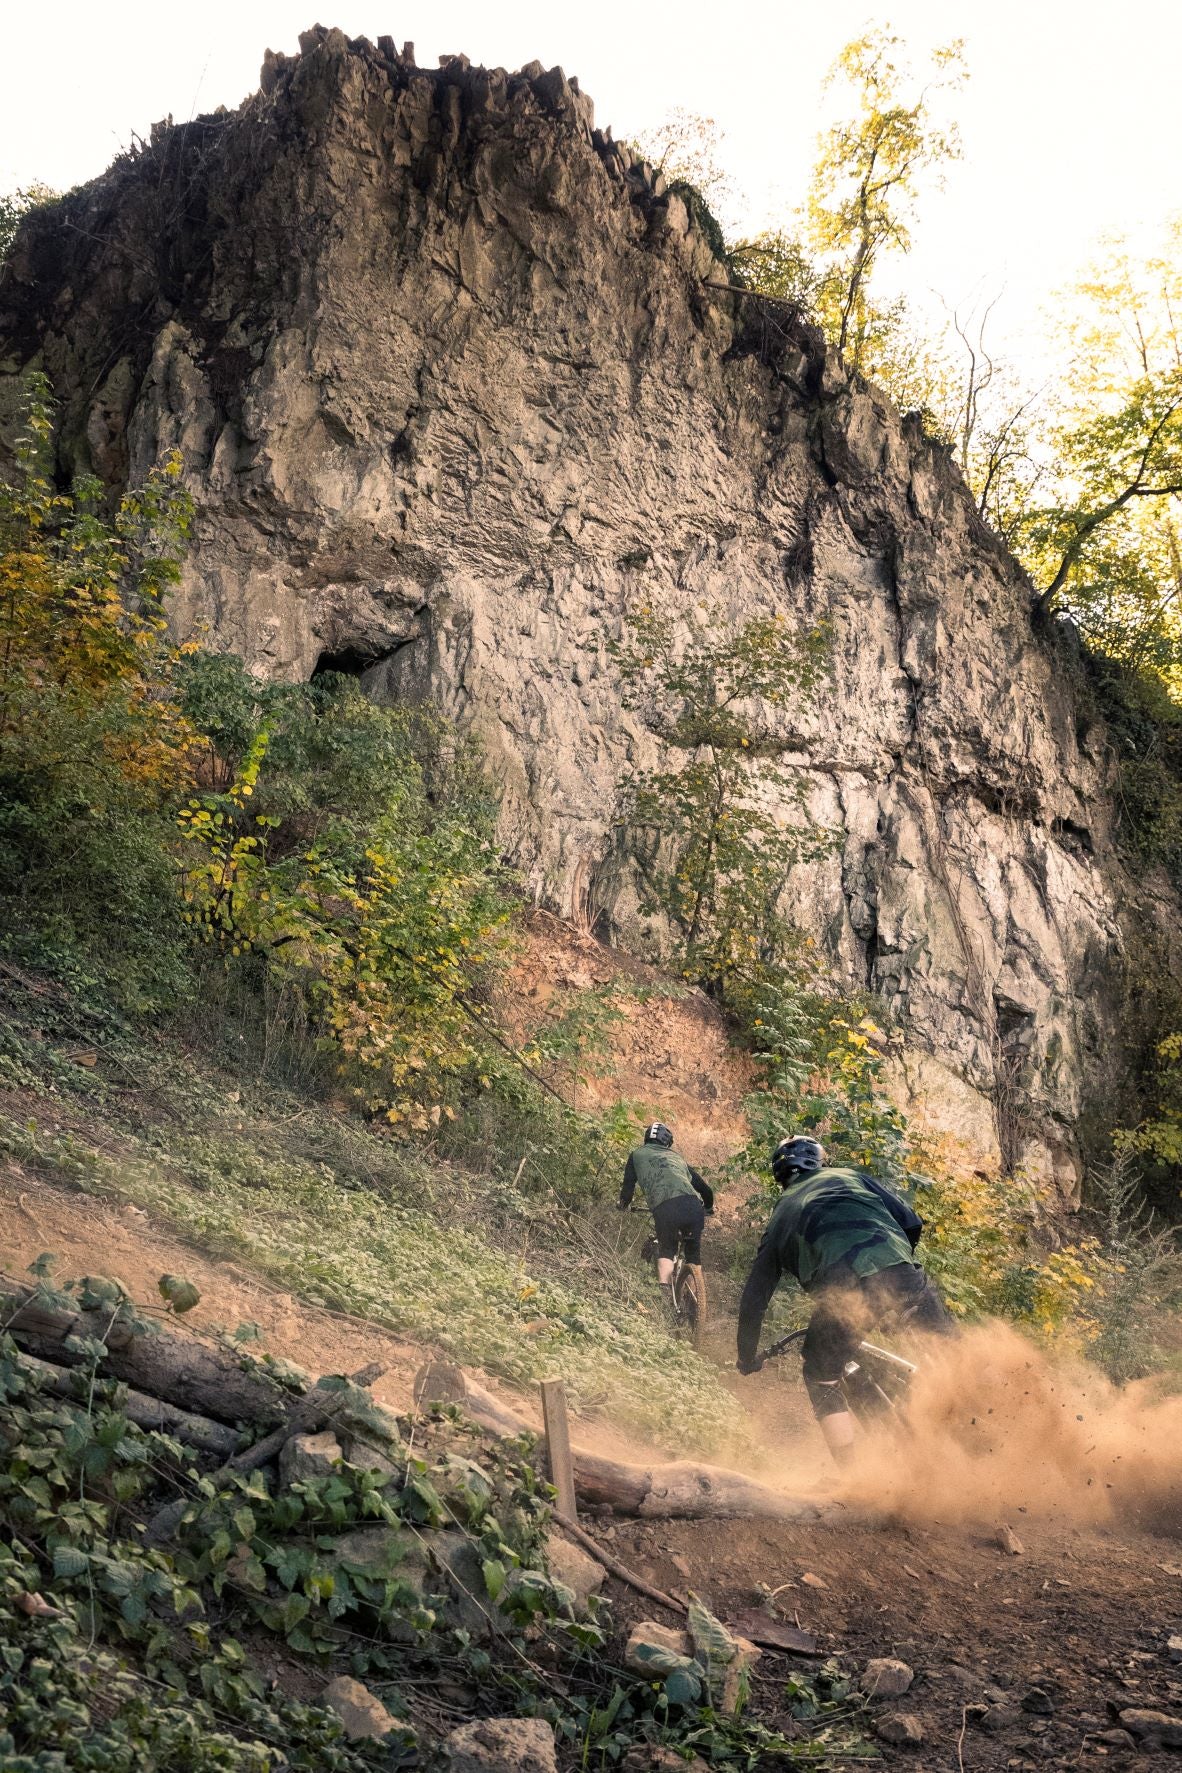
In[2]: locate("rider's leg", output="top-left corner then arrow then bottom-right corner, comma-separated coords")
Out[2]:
803,1294 -> 859,1468
650,1203 -> 681,1315
819,1409 -> 857,1466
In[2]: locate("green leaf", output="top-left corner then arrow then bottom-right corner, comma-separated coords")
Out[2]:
664,1665 -> 703,1706
52,1545 -> 89,1579
78,1274 -> 127,1313
482,1557 -> 506,1601
158,1274 -> 201,1314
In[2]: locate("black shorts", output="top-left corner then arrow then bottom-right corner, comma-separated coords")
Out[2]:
651,1194 -> 705,1264
802,1262 -> 954,1419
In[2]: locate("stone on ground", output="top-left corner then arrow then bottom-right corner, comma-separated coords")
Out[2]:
444,1717 -> 558,1773
861,1657 -> 915,1698
1117,1708 -> 1182,1747
625,1621 -> 695,1677
322,1674 -> 397,1739
875,1713 -> 925,1746
280,1429 -> 342,1484
545,1530 -> 606,1608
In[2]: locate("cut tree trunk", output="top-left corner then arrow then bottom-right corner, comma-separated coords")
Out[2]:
415,1363 -> 826,1524
1,1274 -> 290,1426
14,1352 -> 239,1456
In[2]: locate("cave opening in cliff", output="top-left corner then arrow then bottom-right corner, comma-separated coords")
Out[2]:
310,645 -> 385,681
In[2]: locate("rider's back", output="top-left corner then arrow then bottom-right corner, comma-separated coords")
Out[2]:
626,1144 -> 698,1211
765,1166 -> 917,1290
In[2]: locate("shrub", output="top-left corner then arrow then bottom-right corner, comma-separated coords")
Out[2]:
0,375 -> 196,1009
176,654 -> 516,1123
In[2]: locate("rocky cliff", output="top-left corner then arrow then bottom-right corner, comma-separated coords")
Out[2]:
0,26 -> 1158,1196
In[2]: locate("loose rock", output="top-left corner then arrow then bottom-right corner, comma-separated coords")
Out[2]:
875,1713 -> 925,1747
1117,1708 -> 1182,1748
444,1717 -> 558,1773
861,1658 -> 915,1698
1021,1687 -> 1055,1715
279,1429 -> 342,1485
995,1524 -> 1024,1556
1167,1635 -> 1182,1664
322,1675 -> 397,1740
1093,1729 -> 1136,1750
545,1530 -> 606,1609
978,1704 -> 1023,1733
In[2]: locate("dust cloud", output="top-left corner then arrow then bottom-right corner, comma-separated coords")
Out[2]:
835,1322 -> 1182,1535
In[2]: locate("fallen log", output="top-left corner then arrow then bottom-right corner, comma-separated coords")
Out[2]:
1,1273 -> 291,1427
14,1352 -> 239,1457
415,1363 -> 827,1525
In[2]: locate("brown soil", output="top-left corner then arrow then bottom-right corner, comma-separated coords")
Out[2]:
592,1505 -> 1182,1768
495,909 -> 752,1170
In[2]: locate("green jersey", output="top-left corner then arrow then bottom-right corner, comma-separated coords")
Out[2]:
756,1166 -> 919,1290
619,1145 -> 713,1212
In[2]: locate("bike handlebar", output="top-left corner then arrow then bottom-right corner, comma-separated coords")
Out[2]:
756,1329 -> 807,1363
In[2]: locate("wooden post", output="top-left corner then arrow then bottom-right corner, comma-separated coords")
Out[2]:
539,1378 -> 577,1523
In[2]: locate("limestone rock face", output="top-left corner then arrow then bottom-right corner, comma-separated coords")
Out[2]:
1,27 -> 1172,1192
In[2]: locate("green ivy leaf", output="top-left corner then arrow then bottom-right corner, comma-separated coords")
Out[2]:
158,1274 -> 201,1314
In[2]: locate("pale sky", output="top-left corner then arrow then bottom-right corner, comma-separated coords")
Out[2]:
4,0 -> 1179,373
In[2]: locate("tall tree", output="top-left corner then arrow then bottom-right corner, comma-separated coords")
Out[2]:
806,29 -> 965,373
1018,226 -> 1182,651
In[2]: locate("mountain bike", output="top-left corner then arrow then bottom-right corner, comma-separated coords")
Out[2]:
640,1232 -> 706,1346
757,1327 -> 916,1428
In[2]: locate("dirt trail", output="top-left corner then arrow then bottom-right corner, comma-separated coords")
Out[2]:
6,1167 -> 1182,1766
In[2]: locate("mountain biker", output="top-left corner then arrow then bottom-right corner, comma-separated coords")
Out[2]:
735,1136 -> 953,1466
618,1123 -> 714,1315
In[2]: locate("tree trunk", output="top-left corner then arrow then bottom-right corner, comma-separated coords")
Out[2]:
13,1351 -> 240,1456
415,1363 -> 827,1524
1,1274 -> 291,1426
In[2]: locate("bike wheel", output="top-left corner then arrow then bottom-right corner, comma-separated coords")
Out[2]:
676,1263 -> 707,1347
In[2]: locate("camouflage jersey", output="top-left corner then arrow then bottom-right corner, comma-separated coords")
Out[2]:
736,1166 -> 923,1366
618,1144 -> 714,1213
758,1166 -> 920,1289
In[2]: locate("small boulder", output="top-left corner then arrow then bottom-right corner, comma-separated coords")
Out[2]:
1167,1635 -> 1182,1664
1093,1728 -> 1136,1750
978,1704 -> 1023,1733
280,1430 -> 342,1486
994,1523 -> 1024,1556
622,1749 -> 711,1773
444,1717 -> 558,1773
861,1658 -> 915,1699
625,1621 -> 694,1676
545,1531 -> 606,1609
875,1713 -> 925,1747
322,1674 -> 397,1740
1021,1687 -> 1055,1716
1117,1708 -> 1182,1748
343,1435 -> 402,1480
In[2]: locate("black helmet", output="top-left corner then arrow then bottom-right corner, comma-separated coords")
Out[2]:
643,1122 -> 674,1148
772,1135 -> 825,1187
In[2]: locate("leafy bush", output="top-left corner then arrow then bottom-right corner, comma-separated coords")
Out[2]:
177,654 -> 514,1123
0,375 -> 197,1008
609,601 -> 830,1003
1075,1149 -> 1182,1382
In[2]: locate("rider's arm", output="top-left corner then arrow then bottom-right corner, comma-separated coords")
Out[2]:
689,1168 -> 714,1212
863,1177 -> 924,1250
618,1154 -> 638,1210
736,1235 -> 783,1367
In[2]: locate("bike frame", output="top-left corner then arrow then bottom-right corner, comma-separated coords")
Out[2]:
758,1328 -> 917,1425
